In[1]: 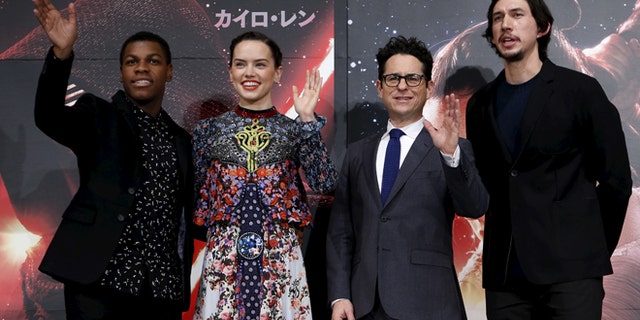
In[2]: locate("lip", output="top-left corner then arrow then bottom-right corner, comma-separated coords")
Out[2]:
241,80 -> 260,91
499,34 -> 518,47
394,96 -> 413,102
131,79 -> 153,87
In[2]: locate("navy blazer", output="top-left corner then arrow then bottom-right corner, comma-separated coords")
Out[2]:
466,60 -> 632,289
35,49 -> 197,310
326,128 -> 489,319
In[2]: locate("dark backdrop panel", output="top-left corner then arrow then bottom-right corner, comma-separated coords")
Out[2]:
0,1 -> 334,319
344,1 -> 640,319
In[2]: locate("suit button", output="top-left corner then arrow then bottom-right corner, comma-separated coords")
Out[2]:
380,216 -> 389,222
127,187 -> 136,195
117,214 -> 125,222
510,170 -> 518,177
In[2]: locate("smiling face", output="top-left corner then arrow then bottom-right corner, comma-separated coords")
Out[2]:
490,0 -> 545,62
376,54 -> 434,128
229,40 -> 283,110
119,40 -> 172,115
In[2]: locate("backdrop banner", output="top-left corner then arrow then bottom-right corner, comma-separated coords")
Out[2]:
0,1 -> 638,319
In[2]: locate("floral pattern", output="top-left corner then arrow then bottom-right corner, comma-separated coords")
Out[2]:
191,108 -> 336,319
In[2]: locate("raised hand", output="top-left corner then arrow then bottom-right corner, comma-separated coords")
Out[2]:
292,67 -> 322,122
424,93 -> 460,155
33,0 -> 77,60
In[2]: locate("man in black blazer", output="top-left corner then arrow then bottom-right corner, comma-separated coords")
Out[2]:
326,36 -> 489,320
32,0 -> 198,319
466,0 -> 633,319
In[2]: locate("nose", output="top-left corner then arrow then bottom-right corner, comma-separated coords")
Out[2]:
501,15 -> 513,30
244,65 -> 256,77
135,61 -> 149,72
396,77 -> 409,90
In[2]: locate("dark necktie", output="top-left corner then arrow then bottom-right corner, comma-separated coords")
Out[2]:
381,128 -> 405,204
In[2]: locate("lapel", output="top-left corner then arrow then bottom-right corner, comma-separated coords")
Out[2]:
361,133 -> 385,210
112,90 -> 141,138
513,60 -> 555,164
383,129 -> 435,207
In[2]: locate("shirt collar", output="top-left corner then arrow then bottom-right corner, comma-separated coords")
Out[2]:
385,118 -> 424,139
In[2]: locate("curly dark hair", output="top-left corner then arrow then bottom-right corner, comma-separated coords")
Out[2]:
375,36 -> 433,84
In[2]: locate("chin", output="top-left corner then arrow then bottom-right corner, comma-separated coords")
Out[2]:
500,50 -> 525,62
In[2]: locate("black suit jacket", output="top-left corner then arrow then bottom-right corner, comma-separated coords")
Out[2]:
466,60 -> 632,289
326,128 -> 489,319
34,49 -> 196,310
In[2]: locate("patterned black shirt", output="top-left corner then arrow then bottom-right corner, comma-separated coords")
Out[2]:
100,106 -> 182,301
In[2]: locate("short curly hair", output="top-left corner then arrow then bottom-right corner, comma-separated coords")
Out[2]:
375,36 -> 434,84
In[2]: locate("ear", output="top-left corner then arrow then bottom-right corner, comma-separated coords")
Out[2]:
274,65 -> 283,83
538,22 -> 551,38
166,63 -> 173,82
375,79 -> 383,98
425,80 -> 435,99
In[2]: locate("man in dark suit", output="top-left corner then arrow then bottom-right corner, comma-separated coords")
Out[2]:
466,0 -> 633,319
326,36 -> 489,320
32,0 -> 199,319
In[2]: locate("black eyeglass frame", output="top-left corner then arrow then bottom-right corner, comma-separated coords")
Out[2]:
381,73 -> 426,87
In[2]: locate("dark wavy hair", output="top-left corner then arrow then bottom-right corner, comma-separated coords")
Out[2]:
375,36 -> 434,84
482,0 -> 554,60
119,31 -> 172,65
229,31 -> 283,68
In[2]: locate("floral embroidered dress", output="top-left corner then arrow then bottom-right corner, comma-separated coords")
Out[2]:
192,106 -> 336,320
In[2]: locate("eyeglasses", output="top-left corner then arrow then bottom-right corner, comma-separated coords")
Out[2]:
381,73 -> 425,87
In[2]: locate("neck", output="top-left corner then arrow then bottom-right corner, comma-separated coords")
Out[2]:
124,93 -> 162,117
503,54 -> 543,85
137,104 -> 162,117
238,96 -> 274,111
389,115 -> 422,129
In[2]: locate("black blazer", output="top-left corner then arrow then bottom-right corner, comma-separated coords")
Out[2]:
34,49 -> 196,310
466,60 -> 632,289
326,128 -> 489,319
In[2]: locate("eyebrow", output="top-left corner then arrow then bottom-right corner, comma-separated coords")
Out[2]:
233,58 -> 270,63
124,53 -> 163,60
493,7 -> 525,16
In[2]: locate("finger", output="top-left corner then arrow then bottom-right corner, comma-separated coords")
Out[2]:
314,67 -> 322,89
423,119 -> 438,135
445,94 -> 461,119
68,2 -> 77,23
292,85 -> 300,98
452,97 -> 460,122
304,69 -> 311,90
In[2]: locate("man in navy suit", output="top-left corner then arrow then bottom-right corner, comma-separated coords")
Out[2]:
466,0 -> 633,319
326,36 -> 489,320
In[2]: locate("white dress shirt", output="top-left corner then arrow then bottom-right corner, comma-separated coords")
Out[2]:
376,118 -> 460,192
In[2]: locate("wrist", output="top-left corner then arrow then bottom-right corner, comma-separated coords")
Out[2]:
298,113 -> 316,122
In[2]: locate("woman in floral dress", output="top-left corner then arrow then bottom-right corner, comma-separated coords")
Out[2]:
192,31 -> 337,320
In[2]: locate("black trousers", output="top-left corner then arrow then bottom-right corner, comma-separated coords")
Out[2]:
63,282 -> 182,320
486,277 -> 604,320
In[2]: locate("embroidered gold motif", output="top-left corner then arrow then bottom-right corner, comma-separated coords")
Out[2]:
235,119 -> 271,172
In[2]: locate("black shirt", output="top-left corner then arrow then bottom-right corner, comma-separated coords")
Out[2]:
100,105 -> 182,301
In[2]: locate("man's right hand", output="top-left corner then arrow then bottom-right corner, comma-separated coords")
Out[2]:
33,0 -> 77,60
332,299 -> 356,320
